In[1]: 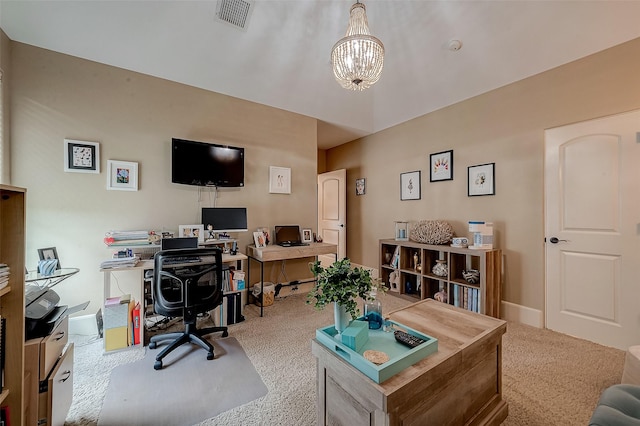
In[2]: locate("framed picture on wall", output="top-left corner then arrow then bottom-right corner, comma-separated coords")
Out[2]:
430,150 -> 453,182
355,178 -> 366,195
468,163 -> 495,196
400,171 -> 421,200
107,160 -> 138,191
64,139 -> 100,173
269,166 -> 291,194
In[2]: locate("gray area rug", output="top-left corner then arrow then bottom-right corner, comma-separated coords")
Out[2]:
98,337 -> 267,426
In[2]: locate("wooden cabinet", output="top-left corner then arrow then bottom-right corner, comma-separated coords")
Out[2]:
312,299 -> 508,426
25,319 -> 74,426
379,239 -> 502,318
0,185 -> 26,425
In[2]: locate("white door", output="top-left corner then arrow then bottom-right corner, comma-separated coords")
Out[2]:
317,169 -> 346,265
545,110 -> 640,350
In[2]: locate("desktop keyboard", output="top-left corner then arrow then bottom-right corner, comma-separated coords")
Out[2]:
163,256 -> 202,265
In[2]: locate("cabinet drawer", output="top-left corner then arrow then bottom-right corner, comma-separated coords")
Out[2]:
40,316 -> 69,380
47,343 -> 74,426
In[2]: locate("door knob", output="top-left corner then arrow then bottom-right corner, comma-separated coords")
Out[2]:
549,237 -> 569,244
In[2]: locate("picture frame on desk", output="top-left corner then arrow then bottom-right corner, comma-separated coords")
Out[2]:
37,246 -> 61,269
179,224 -> 205,243
301,228 -> 313,243
253,231 -> 266,248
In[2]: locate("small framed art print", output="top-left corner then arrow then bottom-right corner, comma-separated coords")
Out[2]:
430,150 -> 453,182
355,178 -> 365,195
107,160 -> 138,191
400,171 -> 421,200
468,163 -> 495,196
269,166 -> 291,194
64,139 -> 100,173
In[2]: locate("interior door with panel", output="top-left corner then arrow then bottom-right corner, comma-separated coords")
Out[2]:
317,169 -> 346,265
545,109 -> 640,349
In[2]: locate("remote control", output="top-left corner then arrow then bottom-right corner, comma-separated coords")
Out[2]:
394,330 -> 426,348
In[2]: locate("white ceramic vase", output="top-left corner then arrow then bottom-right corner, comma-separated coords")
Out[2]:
334,302 -> 351,336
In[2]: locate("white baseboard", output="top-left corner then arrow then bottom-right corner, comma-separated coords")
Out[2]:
501,300 -> 544,328
69,314 -> 99,337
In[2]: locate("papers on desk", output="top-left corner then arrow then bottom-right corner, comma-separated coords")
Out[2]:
100,256 -> 140,269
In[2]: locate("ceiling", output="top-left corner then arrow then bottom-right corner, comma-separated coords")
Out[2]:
2,1 -> 640,149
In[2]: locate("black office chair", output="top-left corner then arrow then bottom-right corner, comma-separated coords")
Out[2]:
148,247 -> 228,370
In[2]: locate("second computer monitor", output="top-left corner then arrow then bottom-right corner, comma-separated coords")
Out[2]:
202,207 -> 248,233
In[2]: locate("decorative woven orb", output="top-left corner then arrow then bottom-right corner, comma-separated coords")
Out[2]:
410,220 -> 454,245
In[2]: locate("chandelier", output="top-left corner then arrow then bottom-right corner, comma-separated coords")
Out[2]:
331,1 -> 384,91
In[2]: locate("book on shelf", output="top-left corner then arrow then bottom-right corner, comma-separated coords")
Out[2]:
390,246 -> 400,269
0,317 -> 5,392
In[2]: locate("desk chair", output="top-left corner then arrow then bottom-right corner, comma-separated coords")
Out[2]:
148,248 -> 228,370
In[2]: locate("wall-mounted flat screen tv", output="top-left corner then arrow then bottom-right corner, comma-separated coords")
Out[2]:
171,138 -> 244,187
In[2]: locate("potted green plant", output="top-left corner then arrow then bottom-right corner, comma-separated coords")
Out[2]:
307,258 -> 383,334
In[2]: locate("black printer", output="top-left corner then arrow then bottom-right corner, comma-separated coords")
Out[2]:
25,285 -> 88,340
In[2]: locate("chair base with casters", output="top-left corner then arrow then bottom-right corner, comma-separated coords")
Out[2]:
148,247 -> 228,370
149,318 -> 228,370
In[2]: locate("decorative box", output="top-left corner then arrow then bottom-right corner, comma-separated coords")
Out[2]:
341,320 -> 369,351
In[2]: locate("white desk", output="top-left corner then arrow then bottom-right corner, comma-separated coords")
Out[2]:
100,252 -> 247,351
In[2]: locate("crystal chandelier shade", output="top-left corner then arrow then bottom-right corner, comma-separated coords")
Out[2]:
331,2 -> 384,91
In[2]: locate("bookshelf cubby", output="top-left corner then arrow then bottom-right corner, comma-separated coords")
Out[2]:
379,238 -> 502,318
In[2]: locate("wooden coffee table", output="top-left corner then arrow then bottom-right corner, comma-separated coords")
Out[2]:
312,298 -> 508,425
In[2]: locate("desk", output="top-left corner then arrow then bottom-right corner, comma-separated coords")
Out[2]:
246,243 -> 337,317
25,267 -> 79,289
312,299 -> 508,425
101,252 -> 247,351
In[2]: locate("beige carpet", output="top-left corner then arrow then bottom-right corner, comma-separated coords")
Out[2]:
66,292 -> 625,425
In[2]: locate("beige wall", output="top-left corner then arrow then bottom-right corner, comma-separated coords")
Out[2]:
326,37 -> 640,314
10,43 -> 318,314
0,29 -> 10,184
9,34 -> 640,320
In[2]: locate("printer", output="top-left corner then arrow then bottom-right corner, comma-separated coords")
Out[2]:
25,285 -> 88,340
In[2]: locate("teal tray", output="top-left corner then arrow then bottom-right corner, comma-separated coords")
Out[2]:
315,319 -> 438,383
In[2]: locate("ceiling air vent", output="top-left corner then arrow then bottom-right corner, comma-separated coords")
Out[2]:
215,0 -> 254,31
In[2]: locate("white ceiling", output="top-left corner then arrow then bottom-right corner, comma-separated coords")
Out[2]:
2,1 -> 640,149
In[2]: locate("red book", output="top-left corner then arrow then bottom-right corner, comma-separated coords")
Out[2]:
132,303 -> 141,345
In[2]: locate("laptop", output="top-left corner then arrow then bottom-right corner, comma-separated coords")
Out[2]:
274,225 -> 308,247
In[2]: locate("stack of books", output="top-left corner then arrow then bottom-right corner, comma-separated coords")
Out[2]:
0,264 -> 8,290
100,256 -> 140,269
103,230 -> 151,246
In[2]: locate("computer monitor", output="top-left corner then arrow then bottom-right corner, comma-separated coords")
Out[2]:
161,237 -> 198,250
201,207 -> 248,233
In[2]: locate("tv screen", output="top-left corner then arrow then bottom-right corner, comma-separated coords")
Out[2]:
202,207 -> 248,233
171,138 -> 244,187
